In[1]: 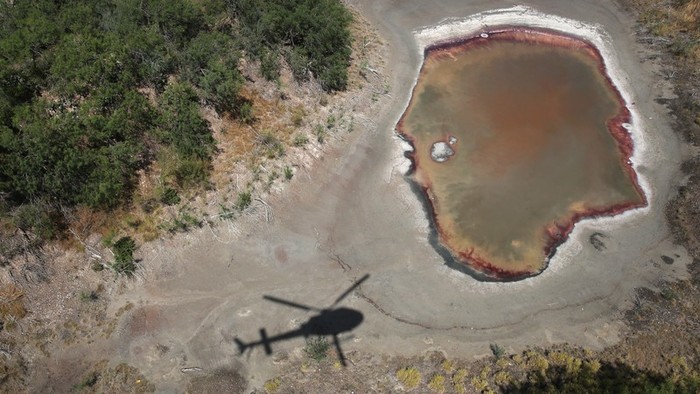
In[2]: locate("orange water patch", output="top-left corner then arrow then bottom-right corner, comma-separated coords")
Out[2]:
397,28 -> 646,280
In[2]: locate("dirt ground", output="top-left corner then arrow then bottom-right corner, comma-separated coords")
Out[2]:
2,1 -> 699,393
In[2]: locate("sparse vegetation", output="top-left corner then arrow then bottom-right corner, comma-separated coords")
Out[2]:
257,131 -> 285,159
441,359 -> 455,373
263,377 -> 281,393
396,366 -> 422,389
163,209 -> 201,233
74,372 -> 99,390
304,336 -> 330,362
290,106 -> 306,127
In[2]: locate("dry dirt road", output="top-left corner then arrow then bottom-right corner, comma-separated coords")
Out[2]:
39,1 -> 692,392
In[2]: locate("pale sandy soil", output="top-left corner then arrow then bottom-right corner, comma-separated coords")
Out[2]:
22,1 -> 693,392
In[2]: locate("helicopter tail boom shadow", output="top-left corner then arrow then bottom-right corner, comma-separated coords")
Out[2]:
233,337 -> 248,354
234,328 -> 273,355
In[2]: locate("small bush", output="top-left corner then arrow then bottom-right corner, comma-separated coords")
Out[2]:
238,101 -> 254,124
165,209 -> 202,233
218,204 -> 236,220
494,371 -> 511,385
283,166 -> 293,180
91,261 -> 105,272
257,131 -> 284,158
79,290 -> 98,302
173,157 -> 209,189
304,336 -> 329,362
396,366 -> 422,389
314,124 -> 326,143
112,236 -> 137,276
326,114 -> 336,129
490,343 -> 506,359
160,187 -> 181,206
452,368 -> 468,384
260,48 -> 280,81
290,106 -> 305,127
74,372 -> 99,390
263,377 -> 281,393
293,134 -> 308,147
12,202 -> 62,240
661,287 -> 677,300
452,369 -> 468,394
236,190 -> 252,211
471,376 -> 489,392
428,374 -> 445,393
441,359 -> 455,373
102,229 -> 117,248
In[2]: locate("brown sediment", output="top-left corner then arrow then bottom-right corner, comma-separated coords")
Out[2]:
397,27 -> 648,281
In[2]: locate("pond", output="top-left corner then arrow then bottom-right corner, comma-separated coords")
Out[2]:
397,29 -> 646,279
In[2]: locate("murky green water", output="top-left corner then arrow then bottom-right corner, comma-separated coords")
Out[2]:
400,36 -> 644,275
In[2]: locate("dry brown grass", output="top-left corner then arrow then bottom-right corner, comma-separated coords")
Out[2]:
0,284 -> 27,321
631,0 -> 700,62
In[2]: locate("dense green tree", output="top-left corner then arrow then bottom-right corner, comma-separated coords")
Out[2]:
157,82 -> 213,160
0,0 -> 354,240
233,0 -> 353,90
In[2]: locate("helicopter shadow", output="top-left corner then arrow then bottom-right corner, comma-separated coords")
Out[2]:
234,274 -> 369,366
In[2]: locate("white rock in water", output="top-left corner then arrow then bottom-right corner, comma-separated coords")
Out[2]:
448,136 -> 457,145
430,141 -> 455,162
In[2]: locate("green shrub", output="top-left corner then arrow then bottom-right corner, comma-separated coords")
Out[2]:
490,343 -> 506,359
173,157 -> 209,189
238,101 -> 255,124
164,209 -> 202,233
234,0 -> 353,91
79,290 -> 99,302
304,336 -> 330,362
112,236 -> 137,276
12,202 -> 62,240
260,48 -> 280,81
284,166 -> 293,180
91,261 -> 105,272
160,187 -> 181,206
257,131 -> 285,159
293,134 -> 308,147
237,190 -> 252,211
314,124 -> 326,143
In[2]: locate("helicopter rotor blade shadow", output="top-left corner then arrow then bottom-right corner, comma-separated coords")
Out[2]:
331,274 -> 370,308
263,295 -> 320,312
